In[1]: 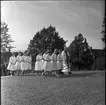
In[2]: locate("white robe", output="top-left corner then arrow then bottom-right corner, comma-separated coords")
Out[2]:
57,54 -> 63,70
42,53 -> 47,70
35,55 -> 43,71
15,55 -> 22,70
28,56 -> 32,70
7,56 -> 16,71
25,56 -> 29,70
45,54 -> 51,71
21,56 -> 27,70
62,51 -> 70,73
51,53 -> 57,70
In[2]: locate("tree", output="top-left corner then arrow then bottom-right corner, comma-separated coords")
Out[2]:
82,47 -> 94,70
27,25 -> 66,56
1,22 -> 15,52
101,15 -> 105,49
68,33 -> 94,70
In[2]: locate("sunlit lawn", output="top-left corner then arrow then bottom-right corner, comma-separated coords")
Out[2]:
1,70 -> 105,105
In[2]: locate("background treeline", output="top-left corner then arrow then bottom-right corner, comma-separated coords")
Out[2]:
1,15 -> 105,72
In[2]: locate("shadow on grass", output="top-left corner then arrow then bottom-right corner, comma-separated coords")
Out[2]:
59,71 -> 105,78
2,71 -> 105,78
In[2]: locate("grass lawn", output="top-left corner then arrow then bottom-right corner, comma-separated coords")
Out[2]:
1,70 -> 105,105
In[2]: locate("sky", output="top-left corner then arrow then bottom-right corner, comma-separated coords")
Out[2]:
1,1 -> 105,52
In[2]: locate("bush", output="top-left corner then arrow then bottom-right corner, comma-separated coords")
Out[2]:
1,52 -> 11,64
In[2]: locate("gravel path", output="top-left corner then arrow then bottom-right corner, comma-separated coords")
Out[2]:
1,71 -> 105,105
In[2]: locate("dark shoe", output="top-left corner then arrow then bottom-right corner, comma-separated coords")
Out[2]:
68,72 -> 72,75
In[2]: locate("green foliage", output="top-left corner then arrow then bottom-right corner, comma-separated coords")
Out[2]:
1,52 -> 12,65
101,16 -> 105,44
101,14 -> 105,51
82,49 -> 94,70
27,25 -> 66,56
68,33 -> 94,70
1,22 -> 14,52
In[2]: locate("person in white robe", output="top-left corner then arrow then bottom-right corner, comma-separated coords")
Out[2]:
62,46 -> 71,74
42,50 -> 48,71
15,52 -> 22,75
42,51 -> 52,76
25,53 -> 30,75
27,54 -> 32,75
51,49 -> 59,77
35,52 -> 43,76
57,50 -> 63,75
7,53 -> 16,76
21,52 -> 27,75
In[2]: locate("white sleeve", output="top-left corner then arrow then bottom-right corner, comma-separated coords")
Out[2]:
62,51 -> 66,60
9,57 -> 12,63
36,55 -> 39,61
16,56 -> 19,61
13,57 -> 16,63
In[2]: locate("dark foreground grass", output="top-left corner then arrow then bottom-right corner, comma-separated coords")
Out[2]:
1,71 -> 105,105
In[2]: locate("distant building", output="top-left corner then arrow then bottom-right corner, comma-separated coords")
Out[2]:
92,49 -> 105,58
92,49 -> 105,70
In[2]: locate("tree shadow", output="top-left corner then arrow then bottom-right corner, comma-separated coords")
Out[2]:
59,71 -> 105,78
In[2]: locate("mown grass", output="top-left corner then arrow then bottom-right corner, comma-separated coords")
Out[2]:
1,70 -> 105,105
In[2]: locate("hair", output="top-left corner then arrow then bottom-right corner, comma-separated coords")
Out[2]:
64,45 -> 67,48
24,50 -> 28,54
18,52 -> 22,55
47,50 -> 52,55
54,49 -> 58,52
64,46 -> 67,50
59,49 -> 62,53
18,52 -> 20,54
21,52 -> 23,56
46,49 -> 50,54
43,49 -> 46,53
29,53 -> 32,56
39,52 -> 43,55
38,50 -> 41,54
12,52 -> 15,55
23,51 -> 26,55
28,53 -> 31,55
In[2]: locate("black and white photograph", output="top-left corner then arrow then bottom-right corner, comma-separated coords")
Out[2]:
1,0 -> 105,105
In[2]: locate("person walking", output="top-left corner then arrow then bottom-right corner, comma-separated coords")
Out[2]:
57,50 -> 63,75
62,46 -> 72,75
28,53 -> 32,75
21,52 -> 27,75
51,49 -> 59,77
35,52 -> 43,76
42,50 -> 48,71
25,52 -> 30,75
42,50 -> 52,76
15,52 -> 22,76
7,53 -> 16,76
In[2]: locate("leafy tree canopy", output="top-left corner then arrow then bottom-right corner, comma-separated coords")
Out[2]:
68,33 -> 94,70
1,21 -> 15,52
27,25 -> 66,56
101,15 -> 105,50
